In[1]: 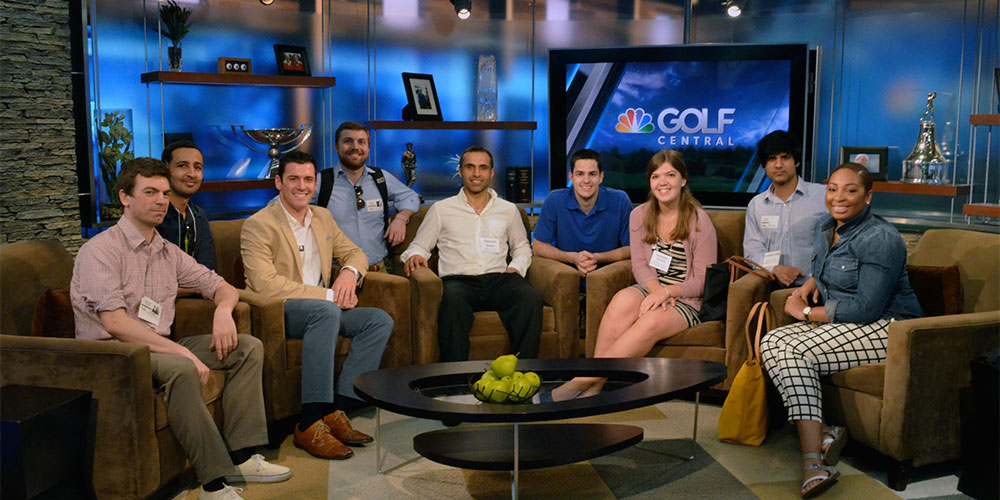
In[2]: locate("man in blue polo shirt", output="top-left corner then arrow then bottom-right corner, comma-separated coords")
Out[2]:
314,121 -> 420,271
532,149 -> 631,276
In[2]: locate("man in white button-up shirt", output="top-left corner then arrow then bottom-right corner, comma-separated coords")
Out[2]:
400,146 -> 543,362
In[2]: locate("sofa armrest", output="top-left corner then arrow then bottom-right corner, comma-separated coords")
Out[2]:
0,334 -> 160,499
879,310 -> 1000,463
526,257 -> 580,358
768,287 -> 797,327
721,272 -> 772,388
357,271 -> 412,367
173,297 -> 251,341
409,266 -> 443,364
584,260 -> 635,357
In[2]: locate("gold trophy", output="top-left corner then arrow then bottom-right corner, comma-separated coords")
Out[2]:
902,92 -> 950,184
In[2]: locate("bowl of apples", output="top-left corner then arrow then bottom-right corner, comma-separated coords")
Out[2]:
470,354 -> 542,404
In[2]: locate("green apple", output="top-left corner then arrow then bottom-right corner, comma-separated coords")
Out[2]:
524,371 -> 541,388
512,371 -> 524,379
472,379 -> 492,402
509,377 -> 532,402
490,354 -> 518,378
480,370 -> 499,382
490,378 -> 513,403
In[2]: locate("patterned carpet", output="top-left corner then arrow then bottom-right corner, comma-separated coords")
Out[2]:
169,401 -> 972,500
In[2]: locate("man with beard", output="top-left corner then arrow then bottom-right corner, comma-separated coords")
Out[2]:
744,130 -> 827,287
532,149 -> 631,277
400,145 -> 543,362
157,140 -> 216,270
313,121 -> 420,271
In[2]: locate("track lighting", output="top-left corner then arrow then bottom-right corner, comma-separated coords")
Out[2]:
726,0 -> 742,17
450,0 -> 471,19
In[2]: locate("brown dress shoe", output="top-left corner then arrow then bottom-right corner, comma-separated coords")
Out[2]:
323,410 -> 374,445
293,420 -> 353,460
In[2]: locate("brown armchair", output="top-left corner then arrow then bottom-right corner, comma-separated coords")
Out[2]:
210,218 -> 412,422
392,206 -> 579,364
768,228 -> 1000,489
0,239 -> 251,500
584,209 -> 770,390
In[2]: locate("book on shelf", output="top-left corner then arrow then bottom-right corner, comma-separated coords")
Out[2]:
505,166 -> 532,203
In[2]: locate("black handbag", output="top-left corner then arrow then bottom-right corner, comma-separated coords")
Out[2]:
700,256 -> 774,322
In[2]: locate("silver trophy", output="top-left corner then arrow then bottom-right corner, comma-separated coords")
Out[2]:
401,142 -> 424,203
902,92 -> 950,184
232,124 -> 313,178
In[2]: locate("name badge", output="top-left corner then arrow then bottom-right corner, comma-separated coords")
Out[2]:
649,249 -> 673,272
761,251 -> 781,269
365,198 -> 383,212
138,296 -> 162,326
761,215 -> 779,229
480,237 -> 501,253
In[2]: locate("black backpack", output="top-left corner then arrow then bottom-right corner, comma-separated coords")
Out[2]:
317,167 -> 390,234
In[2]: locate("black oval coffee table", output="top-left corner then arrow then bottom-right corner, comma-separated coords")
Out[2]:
354,358 -> 725,499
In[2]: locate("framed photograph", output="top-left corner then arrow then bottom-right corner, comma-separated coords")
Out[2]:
273,44 -> 310,76
840,146 -> 889,181
402,72 -> 442,121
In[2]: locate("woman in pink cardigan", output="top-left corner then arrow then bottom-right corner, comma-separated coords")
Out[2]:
553,149 -> 717,399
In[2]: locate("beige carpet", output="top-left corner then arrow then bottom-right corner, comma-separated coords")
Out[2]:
169,400 -> 911,500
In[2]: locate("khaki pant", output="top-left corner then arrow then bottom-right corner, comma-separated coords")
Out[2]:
150,334 -> 268,482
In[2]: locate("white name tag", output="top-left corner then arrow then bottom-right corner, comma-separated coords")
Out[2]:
365,198 -> 383,212
649,250 -> 673,272
761,215 -> 779,229
761,251 -> 781,269
480,237 -> 501,253
138,296 -> 162,326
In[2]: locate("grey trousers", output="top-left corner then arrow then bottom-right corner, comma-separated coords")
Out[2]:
283,299 -> 393,403
149,334 -> 268,483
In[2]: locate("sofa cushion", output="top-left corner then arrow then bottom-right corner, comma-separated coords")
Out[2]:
655,320 -> 725,347
825,362 -> 885,398
30,288 -> 75,338
907,264 -> 963,317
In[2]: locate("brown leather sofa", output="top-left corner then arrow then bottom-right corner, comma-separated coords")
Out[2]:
768,228 -> 1000,489
583,209 -> 769,390
0,239 -> 251,500
392,206 -> 579,364
210,218 -> 412,422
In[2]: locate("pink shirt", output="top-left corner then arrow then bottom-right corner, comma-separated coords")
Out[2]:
71,217 -> 224,341
629,203 -> 717,311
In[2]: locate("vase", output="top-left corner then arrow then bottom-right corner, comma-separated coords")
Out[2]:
477,55 -> 497,121
168,46 -> 182,72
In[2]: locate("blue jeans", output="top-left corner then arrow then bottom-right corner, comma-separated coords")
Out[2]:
283,299 -> 392,403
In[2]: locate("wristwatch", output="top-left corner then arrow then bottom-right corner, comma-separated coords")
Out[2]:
802,306 -> 812,321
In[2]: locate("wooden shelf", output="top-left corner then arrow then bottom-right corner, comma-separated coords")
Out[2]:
969,114 -> 1000,126
963,203 -> 1000,218
368,120 -> 537,130
200,179 -> 275,192
140,72 -> 336,88
871,181 -> 971,197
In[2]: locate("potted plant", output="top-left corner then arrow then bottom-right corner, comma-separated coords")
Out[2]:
155,0 -> 192,71
97,110 -> 134,220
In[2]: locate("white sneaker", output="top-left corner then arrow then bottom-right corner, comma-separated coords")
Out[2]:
226,453 -> 292,483
198,485 -> 244,500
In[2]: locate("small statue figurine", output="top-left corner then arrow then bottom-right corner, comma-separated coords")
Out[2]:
401,142 -> 423,203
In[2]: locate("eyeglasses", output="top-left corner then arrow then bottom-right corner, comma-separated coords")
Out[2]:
354,185 -> 365,210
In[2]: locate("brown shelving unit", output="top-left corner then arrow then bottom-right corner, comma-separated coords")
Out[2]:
200,179 -> 275,192
969,114 -> 1000,126
871,181 -> 971,197
140,71 -> 336,88
368,120 -> 537,130
963,203 -> 1000,218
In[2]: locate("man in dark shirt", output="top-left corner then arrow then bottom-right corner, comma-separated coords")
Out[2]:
156,140 -> 216,270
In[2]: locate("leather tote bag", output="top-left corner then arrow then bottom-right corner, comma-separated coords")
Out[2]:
700,256 -> 775,322
717,300 -> 772,446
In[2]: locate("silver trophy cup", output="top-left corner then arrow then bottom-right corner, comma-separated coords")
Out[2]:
902,92 -> 950,184
232,124 -> 313,178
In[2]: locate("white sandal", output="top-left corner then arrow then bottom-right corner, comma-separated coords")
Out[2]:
821,426 -> 847,465
801,452 -> 839,498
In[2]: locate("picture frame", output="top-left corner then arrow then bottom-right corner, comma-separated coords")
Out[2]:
401,72 -> 442,121
840,146 -> 889,181
273,44 -> 310,76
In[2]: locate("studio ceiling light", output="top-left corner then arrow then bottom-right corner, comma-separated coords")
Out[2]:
450,0 -> 471,19
726,0 -> 742,17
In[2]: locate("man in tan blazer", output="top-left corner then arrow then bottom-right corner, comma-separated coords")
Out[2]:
241,151 -> 392,461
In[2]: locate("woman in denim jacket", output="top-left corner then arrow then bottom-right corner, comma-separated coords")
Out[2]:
759,163 -> 923,498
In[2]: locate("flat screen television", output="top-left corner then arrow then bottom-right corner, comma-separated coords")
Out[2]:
549,43 -> 811,207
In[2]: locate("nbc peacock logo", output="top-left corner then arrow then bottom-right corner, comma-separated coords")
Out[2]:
615,108 -> 655,133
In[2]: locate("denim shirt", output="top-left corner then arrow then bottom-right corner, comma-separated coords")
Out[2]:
811,206 -> 923,324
